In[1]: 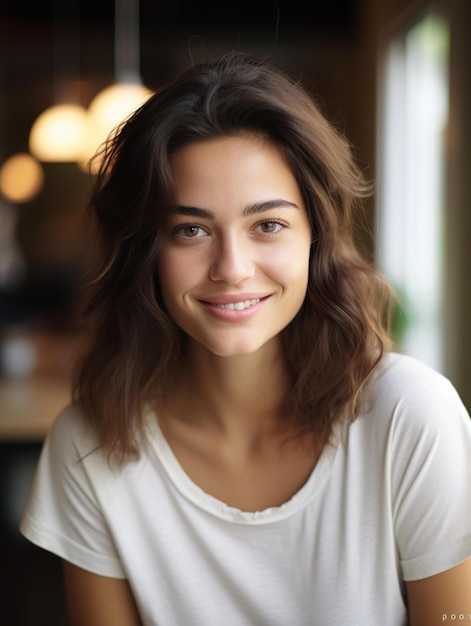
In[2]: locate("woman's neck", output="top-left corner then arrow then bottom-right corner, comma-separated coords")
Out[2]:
164,338 -> 291,440
158,338 -> 321,512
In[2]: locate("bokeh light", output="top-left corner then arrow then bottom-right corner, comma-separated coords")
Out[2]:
29,103 -> 88,162
0,153 -> 45,203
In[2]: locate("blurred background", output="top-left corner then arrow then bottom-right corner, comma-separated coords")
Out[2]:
0,0 -> 469,623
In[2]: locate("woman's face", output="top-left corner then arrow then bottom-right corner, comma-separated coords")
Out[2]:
157,134 -> 312,359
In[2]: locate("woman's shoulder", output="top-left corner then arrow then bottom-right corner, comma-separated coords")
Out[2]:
372,352 -> 460,405
364,352 -> 470,435
376,350 -> 447,382
45,403 -> 100,461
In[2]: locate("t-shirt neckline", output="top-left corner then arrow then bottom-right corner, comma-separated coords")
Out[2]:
146,414 -> 342,525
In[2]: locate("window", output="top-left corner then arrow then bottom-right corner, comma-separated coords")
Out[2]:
376,9 -> 449,371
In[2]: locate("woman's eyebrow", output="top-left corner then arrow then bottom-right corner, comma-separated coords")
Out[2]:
172,206 -> 215,219
242,199 -> 300,215
172,199 -> 299,219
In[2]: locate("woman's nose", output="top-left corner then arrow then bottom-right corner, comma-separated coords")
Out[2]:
208,235 -> 255,285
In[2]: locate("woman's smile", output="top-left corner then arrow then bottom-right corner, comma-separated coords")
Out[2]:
198,294 -> 270,321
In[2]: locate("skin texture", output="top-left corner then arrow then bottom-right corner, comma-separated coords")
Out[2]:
63,562 -> 142,626
405,559 -> 471,625
158,134 -> 313,359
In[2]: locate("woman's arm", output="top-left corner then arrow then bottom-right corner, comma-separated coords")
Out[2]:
63,561 -> 142,626
406,557 -> 471,626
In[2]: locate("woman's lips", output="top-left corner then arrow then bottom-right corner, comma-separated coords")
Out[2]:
199,295 -> 270,320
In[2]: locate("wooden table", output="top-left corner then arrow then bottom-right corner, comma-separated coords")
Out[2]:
0,377 -> 71,441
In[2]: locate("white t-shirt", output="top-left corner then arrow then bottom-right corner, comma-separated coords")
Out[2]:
20,353 -> 471,626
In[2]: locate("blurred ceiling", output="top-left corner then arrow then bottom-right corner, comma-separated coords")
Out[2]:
3,0 -> 355,31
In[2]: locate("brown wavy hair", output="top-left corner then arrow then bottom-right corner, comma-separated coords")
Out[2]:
73,52 -> 393,461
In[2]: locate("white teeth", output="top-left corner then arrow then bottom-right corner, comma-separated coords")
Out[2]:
215,298 -> 260,310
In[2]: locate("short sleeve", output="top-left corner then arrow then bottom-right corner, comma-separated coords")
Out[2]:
386,359 -> 471,580
20,406 -> 126,578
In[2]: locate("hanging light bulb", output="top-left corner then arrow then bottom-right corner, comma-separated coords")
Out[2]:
29,103 -> 88,162
28,0 -> 88,163
0,153 -> 44,203
80,82 -> 151,172
80,0 -> 152,172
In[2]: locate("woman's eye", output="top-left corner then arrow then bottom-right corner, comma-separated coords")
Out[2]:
173,224 -> 206,239
255,220 -> 286,235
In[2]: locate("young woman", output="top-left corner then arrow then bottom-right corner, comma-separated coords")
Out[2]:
21,53 -> 471,625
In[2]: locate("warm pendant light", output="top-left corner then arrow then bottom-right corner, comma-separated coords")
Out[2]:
28,0 -> 87,162
80,0 -> 152,172
80,82 -> 151,172
29,104 -> 88,162
0,153 -> 44,203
